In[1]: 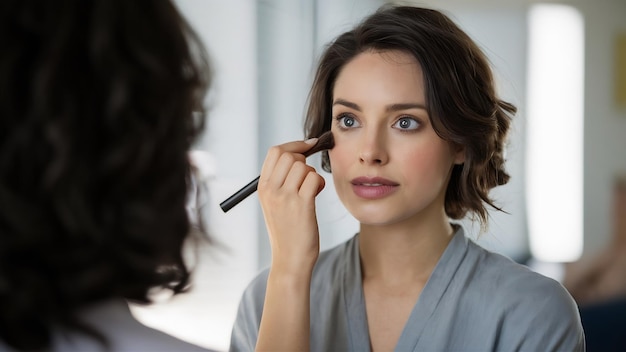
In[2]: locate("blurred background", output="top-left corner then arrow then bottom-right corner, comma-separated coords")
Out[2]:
128,0 -> 626,350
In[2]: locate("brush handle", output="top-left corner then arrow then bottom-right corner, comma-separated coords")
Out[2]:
219,133 -> 332,212
219,176 -> 260,212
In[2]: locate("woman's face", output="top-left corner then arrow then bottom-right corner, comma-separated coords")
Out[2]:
329,50 -> 463,227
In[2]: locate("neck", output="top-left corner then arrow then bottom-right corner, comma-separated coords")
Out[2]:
359,215 -> 455,284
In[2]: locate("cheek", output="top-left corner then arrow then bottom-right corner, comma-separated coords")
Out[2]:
328,144 -> 350,172
400,144 -> 454,183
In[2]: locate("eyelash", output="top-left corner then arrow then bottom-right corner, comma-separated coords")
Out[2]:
393,116 -> 421,132
335,113 -> 358,130
334,113 -> 422,132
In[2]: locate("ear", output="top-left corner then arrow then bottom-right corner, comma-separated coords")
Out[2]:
453,143 -> 465,165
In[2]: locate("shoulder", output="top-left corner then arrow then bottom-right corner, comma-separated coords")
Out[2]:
109,325 -> 212,352
467,241 -> 573,307
466,240 -> 576,311
54,326 -> 212,352
465,241 -> 585,350
50,300 -> 212,352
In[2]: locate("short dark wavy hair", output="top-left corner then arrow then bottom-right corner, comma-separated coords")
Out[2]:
305,5 -> 515,228
0,0 -> 211,349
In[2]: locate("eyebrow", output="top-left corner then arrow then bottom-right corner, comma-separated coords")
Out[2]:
332,99 -> 427,112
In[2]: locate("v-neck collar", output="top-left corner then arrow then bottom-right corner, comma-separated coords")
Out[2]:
342,227 -> 469,352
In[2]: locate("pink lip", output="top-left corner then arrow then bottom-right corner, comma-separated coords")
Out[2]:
350,177 -> 399,199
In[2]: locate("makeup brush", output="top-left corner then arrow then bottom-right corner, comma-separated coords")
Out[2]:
220,131 -> 334,213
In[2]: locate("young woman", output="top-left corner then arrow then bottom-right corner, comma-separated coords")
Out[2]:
0,0 -> 213,350
230,5 -> 585,352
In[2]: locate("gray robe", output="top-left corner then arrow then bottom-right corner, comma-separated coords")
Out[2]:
230,228 -> 585,351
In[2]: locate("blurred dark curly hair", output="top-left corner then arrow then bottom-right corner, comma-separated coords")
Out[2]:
0,0 -> 211,349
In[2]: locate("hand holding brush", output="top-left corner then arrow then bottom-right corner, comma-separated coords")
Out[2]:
220,131 -> 334,212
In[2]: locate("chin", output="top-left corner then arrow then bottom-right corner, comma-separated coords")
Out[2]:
350,208 -> 404,226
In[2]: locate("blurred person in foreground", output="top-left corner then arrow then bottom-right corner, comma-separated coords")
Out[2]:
0,0 -> 214,350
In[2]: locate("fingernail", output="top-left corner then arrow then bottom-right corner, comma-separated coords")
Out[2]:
304,138 -> 318,145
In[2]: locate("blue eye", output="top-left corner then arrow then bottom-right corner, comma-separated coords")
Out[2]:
337,114 -> 360,129
393,117 -> 419,131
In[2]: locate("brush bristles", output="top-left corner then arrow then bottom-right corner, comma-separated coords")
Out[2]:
303,131 -> 335,157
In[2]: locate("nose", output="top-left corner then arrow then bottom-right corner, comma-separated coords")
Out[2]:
359,130 -> 388,165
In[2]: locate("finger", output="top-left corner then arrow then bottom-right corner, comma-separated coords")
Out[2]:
265,152 -> 306,191
299,171 -> 326,199
282,161 -> 316,192
259,139 -> 317,185
259,147 -> 303,190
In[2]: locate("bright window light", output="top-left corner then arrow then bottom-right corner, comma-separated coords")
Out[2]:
526,4 -> 584,262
